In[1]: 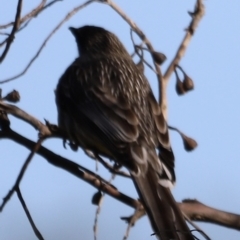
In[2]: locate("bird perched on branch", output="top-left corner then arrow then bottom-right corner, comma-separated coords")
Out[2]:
56,25 -> 194,240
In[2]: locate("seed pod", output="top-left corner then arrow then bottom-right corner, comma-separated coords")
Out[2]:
152,51 -> 166,65
4,90 -> 20,103
176,77 -> 185,95
183,74 -> 194,91
92,191 -> 102,205
69,142 -> 78,151
180,133 -> 198,151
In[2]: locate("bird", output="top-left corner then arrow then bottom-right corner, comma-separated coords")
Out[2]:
55,25 -> 194,240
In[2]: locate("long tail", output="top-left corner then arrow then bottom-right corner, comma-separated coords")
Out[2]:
132,166 -> 194,240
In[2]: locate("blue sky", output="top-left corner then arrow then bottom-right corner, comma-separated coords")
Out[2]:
1,0 -> 240,239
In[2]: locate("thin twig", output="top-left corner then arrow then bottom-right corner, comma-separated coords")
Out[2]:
93,193 -> 102,240
183,212 -> 211,240
40,0 -> 63,12
164,0 -> 205,81
0,137 -> 44,212
0,101 -> 51,136
0,32 -> 10,36
180,199 -> 240,231
134,45 -> 158,74
0,0 -> 96,84
0,129 -> 141,210
93,174 -> 115,240
16,187 -> 44,240
0,0 -> 47,29
1,129 -> 240,231
102,0 -> 165,115
18,0 -> 62,32
0,1 -> 61,49
85,150 -> 130,178
94,154 -> 130,178
0,0 -> 22,63
0,38 -> 8,47
122,208 -> 145,240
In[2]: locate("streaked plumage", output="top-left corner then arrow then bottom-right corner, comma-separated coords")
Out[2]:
56,25 -> 194,240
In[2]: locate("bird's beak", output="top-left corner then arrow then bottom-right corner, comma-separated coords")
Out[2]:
69,27 -> 78,36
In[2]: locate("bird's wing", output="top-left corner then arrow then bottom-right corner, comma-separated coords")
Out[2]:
148,91 -> 176,182
57,58 -> 177,177
57,59 -> 148,171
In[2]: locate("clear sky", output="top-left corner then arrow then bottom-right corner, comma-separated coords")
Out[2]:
1,0 -> 240,239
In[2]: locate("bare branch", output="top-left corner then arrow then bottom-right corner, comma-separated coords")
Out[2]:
93,154 -> 131,178
0,137 -> 44,212
0,0 -> 96,84
1,128 -> 240,231
0,100 -> 51,136
40,0 -> 63,12
0,0 -> 49,30
164,0 -> 205,81
16,187 -> 44,240
183,213 -> 211,240
121,209 -> 145,240
18,0 -> 62,32
0,37 -> 8,47
0,0 -> 22,63
93,174 -> 115,240
0,129 -> 141,210
101,0 -> 166,115
93,192 -> 102,240
181,199 -> 240,231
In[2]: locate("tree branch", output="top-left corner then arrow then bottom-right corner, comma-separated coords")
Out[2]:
16,187 -> 44,240
91,153 -> 131,178
181,199 -> 240,230
164,0 -> 205,82
0,100 -> 51,136
0,0 -> 47,30
0,0 -> 22,63
1,128 -> 240,231
0,0 -> 96,84
102,0 -> 165,115
0,136 -> 44,212
0,129 -> 141,210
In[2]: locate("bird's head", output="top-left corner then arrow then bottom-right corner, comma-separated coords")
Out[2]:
69,25 -> 128,57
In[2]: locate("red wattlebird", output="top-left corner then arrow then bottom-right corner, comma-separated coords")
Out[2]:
56,25 -> 194,240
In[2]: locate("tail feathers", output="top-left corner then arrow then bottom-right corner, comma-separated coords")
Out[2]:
132,166 -> 194,240
158,146 -> 176,184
